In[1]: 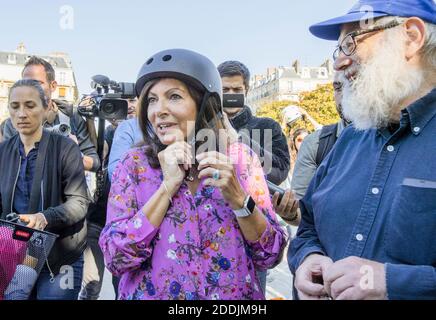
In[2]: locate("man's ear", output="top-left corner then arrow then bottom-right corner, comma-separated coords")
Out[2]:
50,80 -> 58,94
403,17 -> 427,61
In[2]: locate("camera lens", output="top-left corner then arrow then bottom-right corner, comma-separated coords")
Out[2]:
59,125 -> 67,133
103,103 -> 115,114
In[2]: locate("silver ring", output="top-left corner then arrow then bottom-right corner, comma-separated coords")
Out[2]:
212,169 -> 220,180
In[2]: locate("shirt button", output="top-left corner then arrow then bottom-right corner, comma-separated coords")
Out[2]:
413,127 -> 421,133
387,145 -> 395,152
371,188 -> 379,195
356,234 -> 364,241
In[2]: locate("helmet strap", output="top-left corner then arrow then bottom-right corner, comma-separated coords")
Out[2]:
193,91 -> 211,141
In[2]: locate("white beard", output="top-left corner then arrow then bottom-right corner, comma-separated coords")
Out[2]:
341,30 -> 425,130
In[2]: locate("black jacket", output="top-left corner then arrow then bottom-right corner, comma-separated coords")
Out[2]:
2,100 -> 100,172
0,130 -> 90,274
230,106 -> 290,185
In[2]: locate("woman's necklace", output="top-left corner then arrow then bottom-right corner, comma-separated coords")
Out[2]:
185,167 -> 195,182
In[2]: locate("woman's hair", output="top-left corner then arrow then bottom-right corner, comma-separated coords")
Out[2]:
289,128 -> 309,166
137,78 -> 224,168
8,79 -> 49,109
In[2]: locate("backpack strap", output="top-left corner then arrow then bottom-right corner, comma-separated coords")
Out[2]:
315,123 -> 339,167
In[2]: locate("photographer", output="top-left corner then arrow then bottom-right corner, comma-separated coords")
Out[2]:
80,98 -> 137,300
2,56 -> 100,172
218,60 -> 290,294
218,61 -> 290,185
0,79 -> 89,300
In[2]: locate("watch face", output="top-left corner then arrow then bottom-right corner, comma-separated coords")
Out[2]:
233,208 -> 251,218
246,196 -> 256,214
233,196 -> 255,218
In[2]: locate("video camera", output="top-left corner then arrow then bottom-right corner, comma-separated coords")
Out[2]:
78,75 -> 135,121
45,123 -> 71,137
77,75 -> 136,199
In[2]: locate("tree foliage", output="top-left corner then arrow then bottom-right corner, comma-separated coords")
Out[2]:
255,83 -> 339,133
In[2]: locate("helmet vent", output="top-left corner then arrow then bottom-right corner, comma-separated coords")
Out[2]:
146,58 -> 154,65
162,55 -> 172,62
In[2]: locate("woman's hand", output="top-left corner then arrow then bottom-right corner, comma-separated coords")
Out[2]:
197,151 -> 246,209
222,112 -> 239,144
19,213 -> 48,230
158,135 -> 193,195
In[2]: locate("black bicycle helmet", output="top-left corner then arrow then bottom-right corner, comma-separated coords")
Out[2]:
135,48 -> 222,106
135,48 -> 224,142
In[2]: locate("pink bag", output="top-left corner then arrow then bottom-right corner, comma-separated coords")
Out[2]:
0,226 -> 27,300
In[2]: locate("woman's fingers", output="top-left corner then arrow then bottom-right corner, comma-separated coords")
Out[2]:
165,142 -> 193,165
221,113 -> 239,143
196,151 -> 233,171
197,167 -> 215,180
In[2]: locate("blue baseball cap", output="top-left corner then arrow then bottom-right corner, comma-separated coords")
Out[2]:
309,0 -> 436,40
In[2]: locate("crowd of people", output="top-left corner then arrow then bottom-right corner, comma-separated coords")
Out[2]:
0,0 -> 435,300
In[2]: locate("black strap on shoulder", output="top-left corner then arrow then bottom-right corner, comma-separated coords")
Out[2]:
28,131 -> 50,213
315,123 -> 339,167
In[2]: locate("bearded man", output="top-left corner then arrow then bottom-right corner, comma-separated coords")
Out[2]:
288,0 -> 436,300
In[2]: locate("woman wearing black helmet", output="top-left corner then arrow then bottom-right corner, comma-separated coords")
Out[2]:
99,49 -> 286,300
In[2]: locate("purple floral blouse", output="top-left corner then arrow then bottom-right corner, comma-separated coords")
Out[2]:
99,142 -> 287,300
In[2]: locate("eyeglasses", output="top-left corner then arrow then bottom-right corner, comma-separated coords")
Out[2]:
333,81 -> 343,91
333,20 -> 401,61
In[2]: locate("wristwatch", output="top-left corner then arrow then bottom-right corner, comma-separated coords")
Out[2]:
233,195 -> 256,218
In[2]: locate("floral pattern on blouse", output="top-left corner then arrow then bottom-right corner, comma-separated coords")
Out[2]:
99,142 -> 287,300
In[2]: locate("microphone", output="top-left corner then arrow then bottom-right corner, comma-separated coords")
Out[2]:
91,74 -> 111,87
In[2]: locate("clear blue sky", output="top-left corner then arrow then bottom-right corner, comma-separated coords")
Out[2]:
0,0 -> 356,94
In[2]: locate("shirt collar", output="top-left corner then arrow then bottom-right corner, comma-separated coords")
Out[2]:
403,88 -> 436,136
376,88 -> 436,138
229,106 -> 252,129
336,119 -> 348,137
18,139 -> 40,157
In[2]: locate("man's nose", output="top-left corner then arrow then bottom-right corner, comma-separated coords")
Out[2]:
334,55 -> 353,72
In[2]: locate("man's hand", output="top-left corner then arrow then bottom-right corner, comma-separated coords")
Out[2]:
295,253 -> 333,300
19,213 -> 48,230
324,256 -> 387,300
272,190 -> 300,225
83,155 -> 94,171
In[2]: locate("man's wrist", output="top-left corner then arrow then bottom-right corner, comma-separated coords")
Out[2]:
301,252 -> 325,266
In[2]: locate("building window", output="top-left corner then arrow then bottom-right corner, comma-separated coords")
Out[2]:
318,68 -> 327,78
7,54 -> 17,64
0,83 -> 6,97
302,67 -> 310,79
59,72 -> 66,85
58,87 -> 66,98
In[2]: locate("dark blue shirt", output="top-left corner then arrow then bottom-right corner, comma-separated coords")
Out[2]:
13,141 -> 39,214
289,88 -> 436,300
